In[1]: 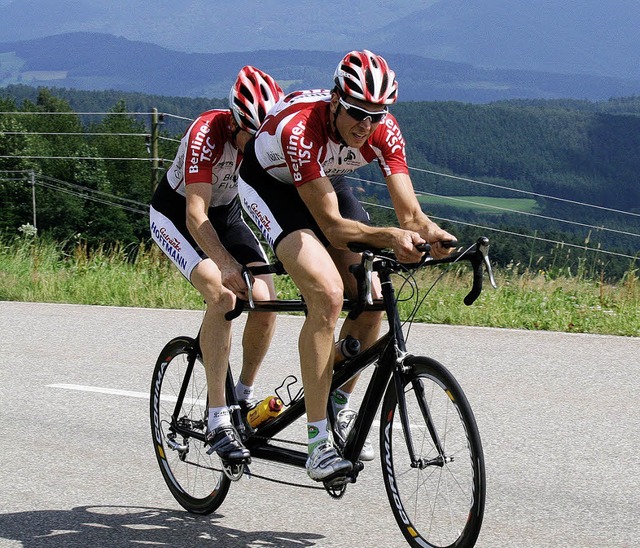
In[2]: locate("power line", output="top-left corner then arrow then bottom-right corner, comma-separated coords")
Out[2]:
159,136 -> 182,143
2,110 -> 638,262
3,169 -> 636,261
359,200 -> 638,261
409,167 -> 640,218
38,173 -> 148,208
35,179 -> 148,215
0,155 -> 154,161
1,131 -> 150,137
351,178 -> 639,239
1,170 -> 149,216
0,111 -> 154,116
162,113 -> 195,122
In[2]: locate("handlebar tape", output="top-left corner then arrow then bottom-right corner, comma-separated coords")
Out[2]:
463,252 -> 484,305
224,298 -> 246,321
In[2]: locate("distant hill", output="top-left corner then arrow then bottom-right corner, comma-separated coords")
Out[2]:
2,33 -> 640,103
1,0 -> 639,81
371,0 -> 640,80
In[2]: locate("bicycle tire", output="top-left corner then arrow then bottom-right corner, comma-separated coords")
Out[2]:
150,336 -> 231,514
380,355 -> 486,548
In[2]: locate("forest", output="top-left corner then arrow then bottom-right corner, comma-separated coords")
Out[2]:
1,85 -> 638,279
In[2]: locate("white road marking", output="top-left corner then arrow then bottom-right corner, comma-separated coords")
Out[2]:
47,383 -> 205,405
48,383 -> 149,399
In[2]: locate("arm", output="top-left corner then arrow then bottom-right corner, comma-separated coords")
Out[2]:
185,182 -> 247,297
385,172 -> 456,259
297,177 -> 425,263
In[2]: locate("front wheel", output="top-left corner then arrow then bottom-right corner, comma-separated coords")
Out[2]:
380,355 -> 486,548
150,336 -> 231,514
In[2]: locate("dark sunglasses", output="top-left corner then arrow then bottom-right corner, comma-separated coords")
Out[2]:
338,97 -> 388,123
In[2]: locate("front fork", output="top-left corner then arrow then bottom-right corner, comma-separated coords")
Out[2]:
381,265 -> 446,469
393,358 -> 448,469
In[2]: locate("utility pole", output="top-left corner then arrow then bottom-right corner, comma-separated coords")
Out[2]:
30,169 -> 37,230
150,108 -> 163,193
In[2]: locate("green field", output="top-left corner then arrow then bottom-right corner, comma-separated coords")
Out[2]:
418,195 -> 540,214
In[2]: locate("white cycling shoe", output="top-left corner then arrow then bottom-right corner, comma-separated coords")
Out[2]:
305,441 -> 353,481
335,409 -> 375,461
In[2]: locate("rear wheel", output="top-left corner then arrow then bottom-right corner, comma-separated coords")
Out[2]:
380,355 -> 485,547
150,336 -> 231,514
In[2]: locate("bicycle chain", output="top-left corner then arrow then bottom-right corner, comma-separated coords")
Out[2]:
187,458 -> 325,491
188,435 -> 349,493
183,433 -> 350,492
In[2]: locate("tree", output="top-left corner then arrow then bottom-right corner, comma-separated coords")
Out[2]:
0,100 -> 41,234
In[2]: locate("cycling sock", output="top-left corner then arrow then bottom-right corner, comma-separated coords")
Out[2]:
307,419 -> 329,455
331,388 -> 351,413
208,406 -> 231,432
235,380 -> 255,402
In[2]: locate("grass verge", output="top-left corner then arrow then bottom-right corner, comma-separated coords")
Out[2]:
1,236 -> 638,337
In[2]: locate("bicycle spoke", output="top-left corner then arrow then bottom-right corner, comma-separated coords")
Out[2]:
150,337 -> 231,514
381,356 -> 485,547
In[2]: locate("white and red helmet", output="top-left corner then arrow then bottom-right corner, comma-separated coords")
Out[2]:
229,66 -> 284,134
334,50 -> 398,105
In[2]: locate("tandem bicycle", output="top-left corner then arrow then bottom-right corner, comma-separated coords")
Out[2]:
150,237 -> 496,548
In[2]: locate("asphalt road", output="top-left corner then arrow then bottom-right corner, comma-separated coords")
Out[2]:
1,301 -> 638,547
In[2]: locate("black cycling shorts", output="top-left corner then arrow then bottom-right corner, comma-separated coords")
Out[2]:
150,175 -> 267,281
238,138 -> 370,251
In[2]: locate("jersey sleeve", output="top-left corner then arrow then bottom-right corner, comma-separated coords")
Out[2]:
279,112 -> 326,187
370,114 -> 410,177
183,112 -> 226,185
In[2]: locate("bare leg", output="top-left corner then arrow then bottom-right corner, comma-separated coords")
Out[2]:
276,230 -> 344,422
190,258 -> 236,408
239,271 -> 277,387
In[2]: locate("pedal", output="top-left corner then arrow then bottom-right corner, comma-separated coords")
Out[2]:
222,458 -> 251,481
323,474 -> 352,499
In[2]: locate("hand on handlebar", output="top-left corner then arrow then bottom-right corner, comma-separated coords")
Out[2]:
391,229 -> 426,264
428,239 -> 458,259
220,260 -> 252,300
419,224 -> 456,259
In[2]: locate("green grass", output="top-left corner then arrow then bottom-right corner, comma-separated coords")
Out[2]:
1,236 -> 638,337
402,265 -> 638,336
417,195 -> 540,214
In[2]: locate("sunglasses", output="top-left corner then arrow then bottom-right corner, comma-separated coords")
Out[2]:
338,97 -> 388,123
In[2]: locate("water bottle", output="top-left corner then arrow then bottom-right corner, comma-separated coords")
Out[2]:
246,395 -> 284,429
334,335 -> 361,364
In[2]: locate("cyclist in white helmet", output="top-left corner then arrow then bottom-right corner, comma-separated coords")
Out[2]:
238,50 -> 456,481
150,66 -> 284,462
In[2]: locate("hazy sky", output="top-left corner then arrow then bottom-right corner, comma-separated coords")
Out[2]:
1,0 -> 639,79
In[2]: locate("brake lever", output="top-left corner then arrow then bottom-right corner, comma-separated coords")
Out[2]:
478,237 -> 497,289
462,237 -> 497,305
242,267 -> 255,309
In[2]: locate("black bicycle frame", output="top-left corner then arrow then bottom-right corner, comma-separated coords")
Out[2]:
166,273 -> 436,475
238,258 -> 424,476
167,239 -> 494,473
242,333 -> 392,469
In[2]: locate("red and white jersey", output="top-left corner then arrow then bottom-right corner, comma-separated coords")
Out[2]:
166,109 -> 241,207
253,89 -> 409,187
